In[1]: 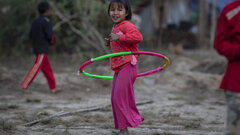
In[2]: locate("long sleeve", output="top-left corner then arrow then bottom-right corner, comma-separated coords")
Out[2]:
43,19 -> 53,42
119,22 -> 143,44
214,11 -> 240,62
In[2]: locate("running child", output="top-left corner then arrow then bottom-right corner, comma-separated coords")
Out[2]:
20,1 -> 61,94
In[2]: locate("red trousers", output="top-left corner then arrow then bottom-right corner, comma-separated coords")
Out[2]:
20,54 -> 56,90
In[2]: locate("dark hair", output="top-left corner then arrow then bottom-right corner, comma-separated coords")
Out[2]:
38,1 -> 50,14
108,0 -> 132,20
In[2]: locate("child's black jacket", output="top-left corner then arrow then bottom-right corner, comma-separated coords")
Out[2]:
29,15 -> 53,54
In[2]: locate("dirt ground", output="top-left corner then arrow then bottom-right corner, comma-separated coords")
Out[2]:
0,49 -> 228,135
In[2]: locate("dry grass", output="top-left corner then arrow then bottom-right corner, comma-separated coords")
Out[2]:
25,98 -> 41,103
0,119 -> 13,131
152,132 -> 176,135
0,104 -> 19,111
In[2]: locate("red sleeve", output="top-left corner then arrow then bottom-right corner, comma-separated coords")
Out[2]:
119,22 -> 143,44
214,9 -> 240,62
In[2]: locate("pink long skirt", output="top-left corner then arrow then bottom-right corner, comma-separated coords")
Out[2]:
111,64 -> 144,129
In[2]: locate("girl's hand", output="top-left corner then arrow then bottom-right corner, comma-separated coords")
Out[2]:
104,38 -> 110,47
110,33 -> 119,41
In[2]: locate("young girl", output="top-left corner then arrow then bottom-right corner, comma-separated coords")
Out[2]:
106,0 -> 143,134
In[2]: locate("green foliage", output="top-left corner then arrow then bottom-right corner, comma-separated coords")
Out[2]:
129,0 -> 143,5
0,0 -> 114,57
0,0 -> 38,56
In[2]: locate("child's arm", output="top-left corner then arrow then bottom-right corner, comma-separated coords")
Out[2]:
109,34 -> 119,42
214,11 -> 240,62
118,22 -> 143,44
43,20 -> 53,42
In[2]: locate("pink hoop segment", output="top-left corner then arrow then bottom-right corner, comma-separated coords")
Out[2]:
132,51 -> 166,77
79,60 -> 93,73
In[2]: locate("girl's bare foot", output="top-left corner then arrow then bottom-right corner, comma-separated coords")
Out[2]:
51,88 -> 62,94
119,128 -> 129,135
19,88 -> 32,94
113,132 -> 129,135
112,128 -> 129,135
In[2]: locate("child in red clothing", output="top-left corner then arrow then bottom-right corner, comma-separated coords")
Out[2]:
214,0 -> 240,134
106,0 -> 143,134
20,1 -> 61,94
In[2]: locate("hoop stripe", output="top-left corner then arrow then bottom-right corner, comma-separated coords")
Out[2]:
78,51 -> 170,79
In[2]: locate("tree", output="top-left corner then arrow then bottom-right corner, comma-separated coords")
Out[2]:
210,0 -> 217,48
152,0 -> 167,48
198,0 -> 209,48
0,0 -> 112,57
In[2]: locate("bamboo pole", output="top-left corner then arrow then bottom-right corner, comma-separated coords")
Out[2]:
210,0 -> 217,48
198,0 -> 209,48
22,100 -> 153,127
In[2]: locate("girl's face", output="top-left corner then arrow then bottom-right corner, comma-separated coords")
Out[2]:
109,2 -> 128,24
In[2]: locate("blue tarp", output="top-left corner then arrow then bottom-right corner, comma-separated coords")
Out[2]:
190,0 -> 234,14
208,0 -> 233,12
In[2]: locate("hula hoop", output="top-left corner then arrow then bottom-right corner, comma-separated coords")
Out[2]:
78,51 -> 170,79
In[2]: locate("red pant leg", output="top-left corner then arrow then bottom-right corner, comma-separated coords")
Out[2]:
41,54 -> 56,90
20,54 -> 44,89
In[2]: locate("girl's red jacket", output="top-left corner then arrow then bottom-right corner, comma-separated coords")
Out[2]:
110,21 -> 143,72
214,0 -> 240,92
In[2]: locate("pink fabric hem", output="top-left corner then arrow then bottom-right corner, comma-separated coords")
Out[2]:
116,117 -> 144,130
